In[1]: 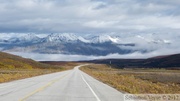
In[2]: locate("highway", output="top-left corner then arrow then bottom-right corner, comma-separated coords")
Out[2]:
0,65 -> 124,101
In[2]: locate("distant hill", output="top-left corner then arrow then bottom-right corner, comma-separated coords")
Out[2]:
146,54 -> 180,67
85,54 -> 180,69
0,51 -> 54,69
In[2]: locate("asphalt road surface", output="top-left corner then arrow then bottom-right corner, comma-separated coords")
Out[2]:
0,65 -> 124,101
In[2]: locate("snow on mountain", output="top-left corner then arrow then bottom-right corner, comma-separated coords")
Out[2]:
0,33 -> 178,56
163,40 -> 171,44
44,33 -> 79,42
0,33 -> 171,44
89,35 -> 121,43
0,33 -> 173,46
19,34 -> 40,43
44,33 -> 92,43
7,34 -> 41,43
0,34 -> 11,40
135,35 -> 171,44
21,34 -> 40,41
77,36 -> 90,43
108,36 -> 121,43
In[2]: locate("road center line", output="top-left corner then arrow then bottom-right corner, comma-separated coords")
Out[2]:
19,73 -> 69,101
81,73 -> 101,101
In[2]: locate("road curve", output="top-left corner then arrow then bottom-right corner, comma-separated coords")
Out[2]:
0,65 -> 124,101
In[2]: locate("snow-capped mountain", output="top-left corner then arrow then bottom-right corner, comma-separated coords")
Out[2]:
9,34 -> 41,43
135,35 -> 171,44
0,34 -> 40,44
42,33 -> 91,43
0,33 -> 177,56
44,33 -> 78,42
22,34 -> 40,42
89,35 -> 121,43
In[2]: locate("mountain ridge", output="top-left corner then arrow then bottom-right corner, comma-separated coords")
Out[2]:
0,33 -> 178,56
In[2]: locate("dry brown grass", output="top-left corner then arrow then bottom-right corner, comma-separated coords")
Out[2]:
0,69 -> 64,83
0,52 -> 82,83
80,64 -> 180,94
0,62 -> 82,83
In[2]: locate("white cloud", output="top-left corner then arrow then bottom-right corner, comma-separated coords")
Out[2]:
0,0 -> 179,34
0,0 -> 179,61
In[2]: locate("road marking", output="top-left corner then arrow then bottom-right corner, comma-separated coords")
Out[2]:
81,74 -> 101,101
19,73 -> 69,101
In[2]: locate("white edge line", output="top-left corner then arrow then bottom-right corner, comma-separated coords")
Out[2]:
81,74 -> 101,101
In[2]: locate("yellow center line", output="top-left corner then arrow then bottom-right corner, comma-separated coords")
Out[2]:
19,73 -> 69,101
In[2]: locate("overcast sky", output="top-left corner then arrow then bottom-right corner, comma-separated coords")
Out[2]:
0,0 -> 180,34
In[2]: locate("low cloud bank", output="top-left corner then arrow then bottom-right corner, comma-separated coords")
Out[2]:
8,48 -> 180,61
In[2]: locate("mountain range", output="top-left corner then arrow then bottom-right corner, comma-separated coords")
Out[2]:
0,33 -> 178,56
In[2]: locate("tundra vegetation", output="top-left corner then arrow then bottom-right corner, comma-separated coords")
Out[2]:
80,64 -> 180,94
0,52 -> 78,83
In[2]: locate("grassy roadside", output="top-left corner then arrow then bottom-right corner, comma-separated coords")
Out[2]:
0,69 -> 62,83
0,62 -> 80,83
0,51 -> 82,83
80,64 -> 180,94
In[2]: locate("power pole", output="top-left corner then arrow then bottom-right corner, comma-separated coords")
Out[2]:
109,60 -> 111,68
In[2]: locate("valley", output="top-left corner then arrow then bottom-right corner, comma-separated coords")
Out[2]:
0,51 -> 179,101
